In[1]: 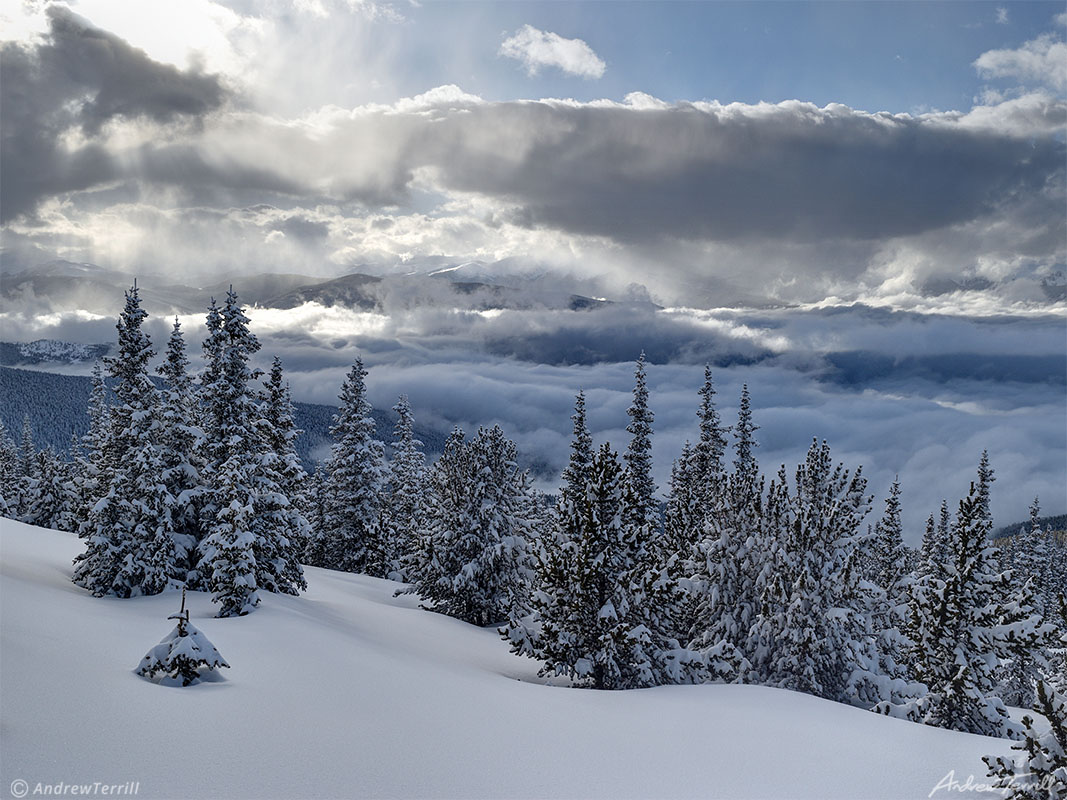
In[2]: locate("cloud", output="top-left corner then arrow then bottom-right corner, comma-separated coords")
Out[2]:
499,25 -> 606,79
996,7 -> 1009,25
0,6 -> 229,223
974,31 -> 1067,92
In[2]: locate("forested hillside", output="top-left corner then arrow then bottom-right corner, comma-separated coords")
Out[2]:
0,365 -> 444,467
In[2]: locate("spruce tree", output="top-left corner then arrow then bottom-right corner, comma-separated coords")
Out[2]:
305,358 -> 389,576
15,415 -> 37,518
689,386 -> 766,682
905,474 -> 1054,738
259,357 -> 312,561
198,289 -> 305,616
23,447 -> 78,531
157,318 -> 206,587
414,425 -> 532,626
623,353 -> 657,536
72,283 -> 176,598
750,439 -> 887,704
984,680 -> 1067,799
70,363 -> 112,532
385,395 -> 427,581
0,419 -> 17,516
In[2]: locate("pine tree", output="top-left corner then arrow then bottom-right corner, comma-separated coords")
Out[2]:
15,415 -> 37,517
0,419 -> 17,515
750,439 -> 885,704
157,318 -> 205,587
865,477 -> 914,695
384,395 -> 427,581
72,283 -> 176,598
259,357 -> 312,560
984,680 -> 1067,799
689,386 -> 766,682
733,385 -> 759,490
137,590 -> 230,686
977,449 -> 995,522
516,443 -> 634,687
414,425 -> 532,627
70,363 -> 112,532
305,358 -> 389,576
22,447 -> 78,531
623,353 -> 657,541
198,289 -> 305,616
904,474 -> 1054,738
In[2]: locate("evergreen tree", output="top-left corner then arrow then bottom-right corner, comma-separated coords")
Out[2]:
977,449 -> 995,522
515,443 -> 636,688
137,590 -> 230,686
23,447 -> 78,531
385,395 -> 427,581
414,425 -> 532,626
750,440 -> 888,705
157,318 -> 205,587
15,415 -> 37,518
70,363 -> 112,532
0,419 -> 17,515
984,680 -> 1067,799
72,283 -> 176,598
198,289 -> 305,616
904,474 -> 1053,738
305,358 -> 389,576
259,357 -> 312,561
689,386 -> 766,682
733,385 -> 759,490
865,477 -> 914,695
623,353 -> 657,540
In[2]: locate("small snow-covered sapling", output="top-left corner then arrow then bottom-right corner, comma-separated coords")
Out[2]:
136,588 -> 230,687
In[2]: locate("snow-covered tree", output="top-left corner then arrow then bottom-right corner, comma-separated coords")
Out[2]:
157,318 -> 205,587
14,415 -> 37,517
305,358 -> 389,576
0,418 -> 17,515
137,590 -> 230,686
903,473 -> 1054,738
984,680 -> 1067,799
259,357 -> 312,560
69,363 -> 113,531
22,447 -> 78,531
384,395 -> 427,581
198,289 -> 305,616
977,449 -> 995,522
72,283 -> 176,598
414,425 -> 532,627
623,353 -> 658,544
749,440 -> 889,705
688,386 -> 766,682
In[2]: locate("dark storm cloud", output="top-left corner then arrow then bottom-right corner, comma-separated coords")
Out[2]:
409,100 -> 1064,244
0,6 -> 228,222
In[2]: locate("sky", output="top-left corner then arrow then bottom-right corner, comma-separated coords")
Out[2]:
1,0 -> 1065,538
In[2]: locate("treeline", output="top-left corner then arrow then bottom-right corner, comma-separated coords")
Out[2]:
2,284 -> 1066,760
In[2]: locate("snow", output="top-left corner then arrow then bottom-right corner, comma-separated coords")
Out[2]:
1,520 -> 1013,799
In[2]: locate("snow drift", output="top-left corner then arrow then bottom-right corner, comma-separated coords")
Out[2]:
0,520 -> 1012,799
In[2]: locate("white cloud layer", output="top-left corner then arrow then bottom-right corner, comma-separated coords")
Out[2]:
974,31 -> 1067,91
499,24 -> 606,79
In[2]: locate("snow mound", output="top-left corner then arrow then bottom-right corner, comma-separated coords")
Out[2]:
0,520 -> 1012,799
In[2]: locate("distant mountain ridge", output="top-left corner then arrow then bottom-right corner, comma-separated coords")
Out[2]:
0,340 -> 111,366
2,260 -> 612,316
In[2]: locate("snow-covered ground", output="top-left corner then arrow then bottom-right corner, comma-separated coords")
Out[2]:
1,520 -> 1013,799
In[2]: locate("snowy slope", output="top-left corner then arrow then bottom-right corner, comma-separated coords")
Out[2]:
1,521 -> 1012,799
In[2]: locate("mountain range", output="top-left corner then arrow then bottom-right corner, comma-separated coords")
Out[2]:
1,260 -> 618,317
